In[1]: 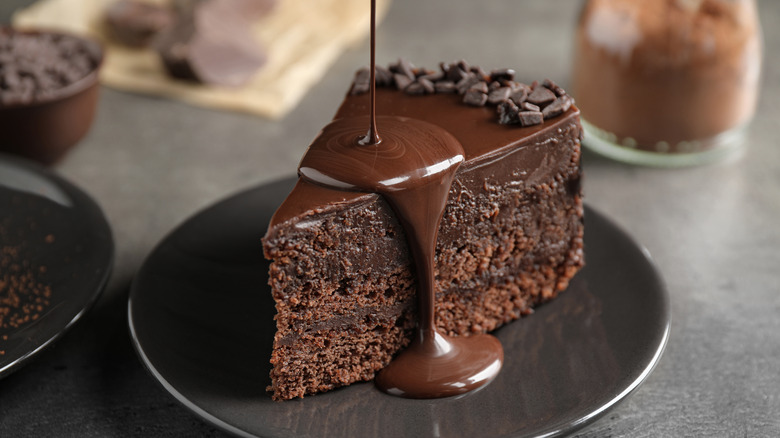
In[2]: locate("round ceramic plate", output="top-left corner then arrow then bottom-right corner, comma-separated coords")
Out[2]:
129,177 -> 670,438
0,153 -> 113,378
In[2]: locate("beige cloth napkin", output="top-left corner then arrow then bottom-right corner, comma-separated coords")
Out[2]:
13,0 -> 391,118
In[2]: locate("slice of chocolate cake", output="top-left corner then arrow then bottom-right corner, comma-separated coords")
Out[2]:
262,61 -> 584,401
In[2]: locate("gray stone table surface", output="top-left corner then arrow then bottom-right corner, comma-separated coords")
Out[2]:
1,0 -> 779,436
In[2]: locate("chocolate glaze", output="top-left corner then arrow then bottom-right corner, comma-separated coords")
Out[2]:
294,0 -> 503,399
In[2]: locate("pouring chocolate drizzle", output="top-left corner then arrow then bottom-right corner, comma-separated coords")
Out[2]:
359,0 -> 381,147
298,0 -> 503,399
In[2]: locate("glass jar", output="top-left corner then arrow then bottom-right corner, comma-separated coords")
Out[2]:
572,0 -> 762,166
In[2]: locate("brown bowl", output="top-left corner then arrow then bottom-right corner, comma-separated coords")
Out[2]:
0,28 -> 104,165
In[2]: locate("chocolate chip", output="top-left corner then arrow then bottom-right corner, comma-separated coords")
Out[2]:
389,58 -> 415,82
444,63 -> 467,82
469,81 -> 488,94
487,87 -> 511,105
510,82 -> 531,94
542,78 -> 566,97
394,73 -> 413,91
350,67 -> 370,94
456,59 -> 470,74
542,95 -> 573,119
521,101 -> 540,112
419,71 -> 443,82
470,65 -> 488,80
456,73 -> 480,94
414,68 -> 435,78
526,86 -> 556,106
518,111 -> 544,126
418,77 -> 435,94
497,99 -> 520,125
489,68 -> 515,82
463,89 -> 487,106
510,88 -> 529,105
434,80 -> 457,93
375,65 -> 394,86
346,60 -> 572,126
405,81 -> 427,95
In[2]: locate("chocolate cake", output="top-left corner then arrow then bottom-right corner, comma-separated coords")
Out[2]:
262,60 -> 584,401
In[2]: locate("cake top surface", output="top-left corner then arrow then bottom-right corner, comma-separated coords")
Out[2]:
265,62 -> 580,233
337,88 -> 578,164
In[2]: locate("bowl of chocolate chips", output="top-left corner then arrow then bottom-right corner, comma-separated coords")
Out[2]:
0,27 -> 103,165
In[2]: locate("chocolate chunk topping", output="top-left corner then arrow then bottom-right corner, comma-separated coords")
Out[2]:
405,81 -> 427,95
350,68 -> 371,95
521,101 -> 540,112
456,73 -> 480,95
443,63 -> 466,83
542,95 -> 573,119
527,85 -> 556,106
389,58 -> 415,82
469,65 -> 488,80
375,66 -> 394,86
488,87 -> 511,105
414,68 -> 435,78
455,59 -> 470,74
434,80 -> 457,93
489,68 -> 515,82
510,88 -> 529,105
348,60 -> 572,126
497,100 -> 520,125
542,78 -> 566,97
463,89 -> 487,106
419,71 -> 444,82
417,77 -> 435,94
518,111 -> 543,126
469,81 -> 488,94
394,73 -> 413,91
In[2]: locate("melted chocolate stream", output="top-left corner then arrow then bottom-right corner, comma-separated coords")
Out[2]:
297,0 -> 503,399
359,0 -> 380,146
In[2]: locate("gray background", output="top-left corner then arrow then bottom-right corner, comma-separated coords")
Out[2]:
1,0 -> 779,436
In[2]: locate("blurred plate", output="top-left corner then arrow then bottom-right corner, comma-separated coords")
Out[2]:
0,153 -> 113,378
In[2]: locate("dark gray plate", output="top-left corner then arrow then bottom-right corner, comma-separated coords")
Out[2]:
129,177 -> 670,438
0,153 -> 113,378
